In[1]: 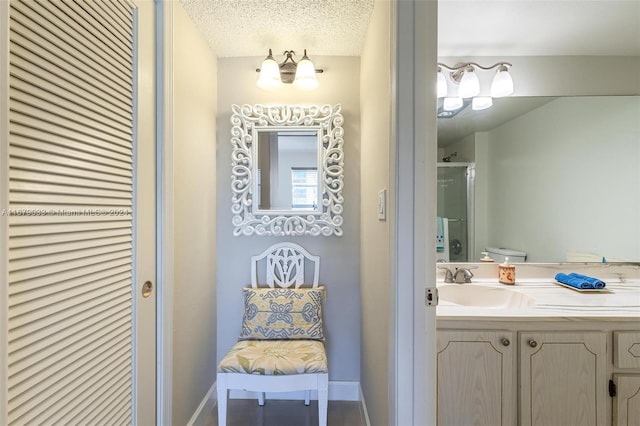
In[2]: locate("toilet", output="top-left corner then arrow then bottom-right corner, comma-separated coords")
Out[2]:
486,247 -> 527,263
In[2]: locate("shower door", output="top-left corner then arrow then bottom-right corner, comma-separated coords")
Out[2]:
437,163 -> 475,262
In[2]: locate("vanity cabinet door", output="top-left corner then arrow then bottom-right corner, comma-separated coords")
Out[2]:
520,332 -> 607,426
613,374 -> 640,426
437,330 -> 516,426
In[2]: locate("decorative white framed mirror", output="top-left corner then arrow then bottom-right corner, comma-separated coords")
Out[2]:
231,104 -> 344,236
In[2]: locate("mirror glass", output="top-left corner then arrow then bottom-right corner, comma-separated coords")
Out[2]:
437,95 -> 640,263
230,104 -> 344,237
255,129 -> 320,212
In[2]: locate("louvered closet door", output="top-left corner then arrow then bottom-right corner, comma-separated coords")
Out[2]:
4,0 -> 156,424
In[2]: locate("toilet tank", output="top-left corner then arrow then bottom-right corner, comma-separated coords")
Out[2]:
486,247 -> 527,263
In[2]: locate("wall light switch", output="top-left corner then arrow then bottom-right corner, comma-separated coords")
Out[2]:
378,189 -> 386,220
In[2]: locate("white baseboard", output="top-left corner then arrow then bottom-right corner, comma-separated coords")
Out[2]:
187,380 -> 217,426
229,380 -> 361,402
359,384 -> 371,426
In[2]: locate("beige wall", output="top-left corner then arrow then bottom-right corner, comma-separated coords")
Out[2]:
216,56 -> 362,381
171,3 -> 218,424
359,0 -> 391,424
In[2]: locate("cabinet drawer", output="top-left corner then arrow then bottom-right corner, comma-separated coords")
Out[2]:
614,332 -> 640,369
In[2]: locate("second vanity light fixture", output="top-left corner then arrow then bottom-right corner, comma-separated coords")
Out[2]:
256,49 -> 324,91
437,62 -> 514,112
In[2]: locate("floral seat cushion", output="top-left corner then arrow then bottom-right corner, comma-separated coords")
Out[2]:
217,340 -> 328,375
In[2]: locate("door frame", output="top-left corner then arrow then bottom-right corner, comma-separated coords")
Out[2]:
391,1 -> 438,425
156,0 -> 174,423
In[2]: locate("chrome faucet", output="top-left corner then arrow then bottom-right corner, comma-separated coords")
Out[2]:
437,266 -> 454,283
453,267 -> 476,283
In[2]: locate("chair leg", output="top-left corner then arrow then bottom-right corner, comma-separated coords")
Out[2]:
318,374 -> 329,426
258,391 -> 265,406
304,390 -> 310,406
217,374 -> 228,426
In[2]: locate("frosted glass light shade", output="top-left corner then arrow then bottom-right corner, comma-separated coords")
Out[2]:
257,57 -> 282,90
472,96 -> 493,110
490,66 -> 514,97
437,69 -> 447,98
293,57 -> 319,90
458,68 -> 480,98
443,97 -> 463,111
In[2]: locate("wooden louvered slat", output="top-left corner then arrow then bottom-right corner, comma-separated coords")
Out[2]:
102,0 -> 135,30
10,169 -> 132,193
7,294 -> 131,360
9,193 -> 132,207
10,55 -> 131,123
8,220 -> 132,238
10,78 -> 133,141
9,146 -> 132,178
9,31 -> 131,106
10,102 -> 133,152
13,1 -> 132,83
9,8 -> 132,96
9,158 -> 132,186
81,0 -> 133,40
56,0 -> 133,60
19,0 -> 132,73
6,0 -> 138,423
8,314 -> 130,381
8,250 -> 132,284
48,356 -> 131,423
8,268 -> 131,308
9,179 -> 132,201
8,338 -> 131,424
10,234 -> 131,260
9,48 -> 131,116
8,226 -> 131,249
9,242 -> 132,273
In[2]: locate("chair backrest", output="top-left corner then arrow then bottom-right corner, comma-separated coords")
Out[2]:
250,242 -> 320,288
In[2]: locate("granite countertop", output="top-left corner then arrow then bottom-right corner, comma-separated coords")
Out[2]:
436,279 -> 640,321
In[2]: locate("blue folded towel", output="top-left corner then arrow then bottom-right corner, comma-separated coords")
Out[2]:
568,272 -> 606,289
436,217 -> 445,252
555,273 -> 593,289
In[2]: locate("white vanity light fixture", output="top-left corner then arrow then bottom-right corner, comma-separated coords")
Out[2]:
490,64 -> 514,97
256,49 -> 323,90
457,65 -> 480,98
437,66 -> 448,98
472,96 -> 493,110
437,61 -> 513,109
256,49 -> 283,90
443,97 -> 464,111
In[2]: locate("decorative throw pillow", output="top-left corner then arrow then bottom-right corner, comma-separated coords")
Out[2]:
239,287 -> 325,340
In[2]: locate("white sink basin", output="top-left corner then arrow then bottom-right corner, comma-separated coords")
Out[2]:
438,284 -> 536,309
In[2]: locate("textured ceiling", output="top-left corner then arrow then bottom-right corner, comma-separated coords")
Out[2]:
179,0 -> 375,57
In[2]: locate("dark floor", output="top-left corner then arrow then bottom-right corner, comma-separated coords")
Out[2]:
201,399 -> 366,426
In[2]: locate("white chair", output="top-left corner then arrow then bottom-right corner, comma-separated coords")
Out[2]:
217,242 -> 329,426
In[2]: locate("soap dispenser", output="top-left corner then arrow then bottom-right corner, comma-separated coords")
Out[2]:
498,256 -> 516,285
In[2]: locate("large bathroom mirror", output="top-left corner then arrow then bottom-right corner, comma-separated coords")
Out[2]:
437,95 -> 640,263
231,104 -> 344,236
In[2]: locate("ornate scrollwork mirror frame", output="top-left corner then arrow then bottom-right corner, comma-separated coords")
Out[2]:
230,104 -> 344,236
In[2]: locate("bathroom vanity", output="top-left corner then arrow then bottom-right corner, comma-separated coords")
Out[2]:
436,266 -> 640,426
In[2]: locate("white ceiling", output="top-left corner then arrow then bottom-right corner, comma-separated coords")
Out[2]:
179,0 -> 639,58
179,0 -> 375,57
